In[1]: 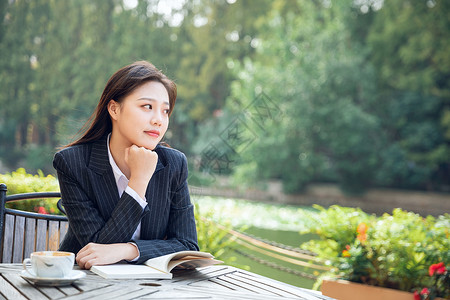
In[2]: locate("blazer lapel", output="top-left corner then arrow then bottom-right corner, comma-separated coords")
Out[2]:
140,145 -> 168,238
88,135 -> 111,175
87,136 -> 120,216
153,144 -> 165,174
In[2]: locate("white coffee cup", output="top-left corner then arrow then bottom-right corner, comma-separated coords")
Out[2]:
23,251 -> 75,278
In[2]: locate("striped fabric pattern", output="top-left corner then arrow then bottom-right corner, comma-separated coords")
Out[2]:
53,135 -> 198,264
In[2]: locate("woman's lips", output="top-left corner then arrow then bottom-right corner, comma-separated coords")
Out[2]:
145,130 -> 160,138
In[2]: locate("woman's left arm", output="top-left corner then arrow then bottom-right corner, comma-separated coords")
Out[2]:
133,152 -> 199,264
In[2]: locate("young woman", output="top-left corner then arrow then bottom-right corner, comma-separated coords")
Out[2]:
53,61 -> 198,269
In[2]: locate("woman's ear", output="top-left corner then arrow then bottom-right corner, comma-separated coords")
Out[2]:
108,100 -> 120,121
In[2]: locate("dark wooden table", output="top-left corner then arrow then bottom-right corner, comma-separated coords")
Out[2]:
0,264 -> 335,299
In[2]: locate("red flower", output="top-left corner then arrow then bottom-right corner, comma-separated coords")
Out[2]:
420,287 -> 429,295
429,262 -> 446,276
413,291 -> 421,300
37,206 -> 48,214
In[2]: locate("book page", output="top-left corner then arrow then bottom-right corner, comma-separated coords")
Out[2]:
91,251 -> 222,279
168,257 -> 223,271
90,264 -> 173,279
144,251 -> 216,273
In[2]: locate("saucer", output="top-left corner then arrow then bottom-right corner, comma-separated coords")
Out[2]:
20,270 -> 86,286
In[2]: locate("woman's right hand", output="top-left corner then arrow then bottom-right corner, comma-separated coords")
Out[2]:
76,242 -> 139,269
125,145 -> 158,199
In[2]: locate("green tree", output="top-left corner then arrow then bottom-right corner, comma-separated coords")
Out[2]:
367,0 -> 450,190
226,1 -> 380,193
172,0 -> 272,153
0,0 -> 37,167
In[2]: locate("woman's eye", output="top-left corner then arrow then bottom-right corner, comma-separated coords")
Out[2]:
143,104 -> 152,109
164,109 -> 170,114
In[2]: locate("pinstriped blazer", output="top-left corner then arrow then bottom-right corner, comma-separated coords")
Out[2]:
53,134 -> 198,264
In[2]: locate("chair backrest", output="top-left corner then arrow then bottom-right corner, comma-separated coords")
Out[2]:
0,183 -> 68,263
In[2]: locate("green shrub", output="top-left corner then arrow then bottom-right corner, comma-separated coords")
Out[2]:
0,168 -> 61,214
300,205 -> 449,297
194,202 -> 242,267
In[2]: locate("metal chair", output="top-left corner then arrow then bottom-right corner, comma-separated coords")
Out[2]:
0,183 -> 68,263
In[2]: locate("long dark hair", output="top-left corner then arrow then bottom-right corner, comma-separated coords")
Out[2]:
65,61 -> 177,148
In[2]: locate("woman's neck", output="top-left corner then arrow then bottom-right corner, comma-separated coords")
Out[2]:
109,133 -> 131,179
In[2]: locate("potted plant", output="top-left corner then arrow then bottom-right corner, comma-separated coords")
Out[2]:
300,205 -> 449,300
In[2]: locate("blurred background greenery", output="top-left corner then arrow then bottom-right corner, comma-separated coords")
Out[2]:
0,0 -> 449,194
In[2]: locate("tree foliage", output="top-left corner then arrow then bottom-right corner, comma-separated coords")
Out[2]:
224,0 -> 449,193
0,0 -> 448,193
226,1 -> 380,193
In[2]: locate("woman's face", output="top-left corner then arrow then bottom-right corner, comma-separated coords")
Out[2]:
109,81 -> 170,150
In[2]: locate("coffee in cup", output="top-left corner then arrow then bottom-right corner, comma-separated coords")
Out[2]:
23,251 -> 75,278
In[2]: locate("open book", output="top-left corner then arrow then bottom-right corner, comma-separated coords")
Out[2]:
90,251 -> 223,279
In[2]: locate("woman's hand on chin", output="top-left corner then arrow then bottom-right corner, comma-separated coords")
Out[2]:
125,144 -> 158,198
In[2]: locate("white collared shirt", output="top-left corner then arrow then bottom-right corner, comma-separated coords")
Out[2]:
107,134 -> 147,241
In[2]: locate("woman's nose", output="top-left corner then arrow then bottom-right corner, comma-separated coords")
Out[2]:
151,113 -> 162,126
